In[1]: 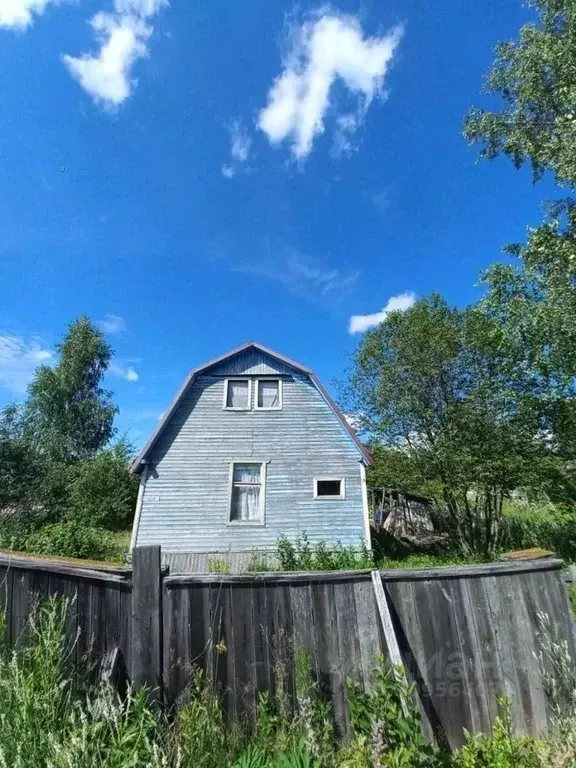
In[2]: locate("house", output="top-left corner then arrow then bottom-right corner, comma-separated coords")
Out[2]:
129,342 -> 373,572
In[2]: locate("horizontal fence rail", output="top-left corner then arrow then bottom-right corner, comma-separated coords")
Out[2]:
0,547 -> 574,748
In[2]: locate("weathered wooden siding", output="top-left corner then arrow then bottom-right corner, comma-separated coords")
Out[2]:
207,349 -> 298,376
382,559 -> 576,747
161,559 -> 576,748
136,351 -> 366,562
1,550 -> 574,750
0,553 -> 133,676
162,571 -> 384,737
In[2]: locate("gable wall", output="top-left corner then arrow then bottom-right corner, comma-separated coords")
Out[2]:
135,364 -> 366,556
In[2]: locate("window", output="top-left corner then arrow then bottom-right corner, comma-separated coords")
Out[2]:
256,379 -> 282,410
313,477 -> 345,499
224,379 -> 251,410
229,462 -> 265,522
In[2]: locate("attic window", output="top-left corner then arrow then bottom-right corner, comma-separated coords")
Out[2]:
224,379 -> 250,410
256,379 -> 282,410
314,477 -> 345,499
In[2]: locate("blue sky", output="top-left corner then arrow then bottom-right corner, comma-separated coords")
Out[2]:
0,0 -> 556,446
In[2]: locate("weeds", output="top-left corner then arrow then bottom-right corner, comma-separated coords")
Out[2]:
277,533 -> 373,572
4,599 -> 576,768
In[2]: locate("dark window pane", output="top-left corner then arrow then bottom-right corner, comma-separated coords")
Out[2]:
316,480 -> 342,497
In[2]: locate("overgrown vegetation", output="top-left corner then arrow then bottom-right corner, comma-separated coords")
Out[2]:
5,598 -> 576,767
277,533 -> 373,571
0,316 -> 138,562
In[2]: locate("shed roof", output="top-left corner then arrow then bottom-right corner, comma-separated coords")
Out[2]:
130,341 -> 373,471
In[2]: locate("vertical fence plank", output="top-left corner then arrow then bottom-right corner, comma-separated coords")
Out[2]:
131,546 -> 162,702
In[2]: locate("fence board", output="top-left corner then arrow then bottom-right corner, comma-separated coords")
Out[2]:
0,550 -> 574,750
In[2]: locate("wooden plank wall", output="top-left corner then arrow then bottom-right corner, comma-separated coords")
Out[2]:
162,571 -> 385,738
0,550 -> 575,750
382,559 -> 576,748
0,552 -> 133,678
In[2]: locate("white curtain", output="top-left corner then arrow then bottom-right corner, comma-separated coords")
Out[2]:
231,464 -> 261,521
227,380 -> 249,408
258,380 -> 279,408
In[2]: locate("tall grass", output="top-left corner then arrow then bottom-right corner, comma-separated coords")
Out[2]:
4,598 -> 576,767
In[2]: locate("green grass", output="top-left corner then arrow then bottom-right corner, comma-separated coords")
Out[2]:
2,598 -> 576,768
377,553 -> 488,570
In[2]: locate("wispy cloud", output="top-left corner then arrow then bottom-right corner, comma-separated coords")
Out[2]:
63,0 -> 167,108
110,362 -> 139,382
258,11 -> 403,160
348,291 -> 416,334
0,334 -> 53,394
97,313 -> 126,334
237,248 -> 359,304
0,0 -> 61,30
222,120 -> 252,178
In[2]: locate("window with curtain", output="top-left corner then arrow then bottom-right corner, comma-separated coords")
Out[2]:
230,463 -> 263,522
225,379 -> 250,409
257,379 -> 281,409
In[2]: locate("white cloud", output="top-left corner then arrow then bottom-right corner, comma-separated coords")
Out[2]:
97,313 -> 126,334
258,12 -> 403,160
348,291 -> 416,334
0,335 -> 53,394
0,0 -> 60,30
110,362 -> 139,381
237,249 -> 359,304
222,120 -> 252,178
62,0 -> 167,107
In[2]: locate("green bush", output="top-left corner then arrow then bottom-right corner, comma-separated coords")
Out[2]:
63,442 -> 139,530
24,520 -> 120,561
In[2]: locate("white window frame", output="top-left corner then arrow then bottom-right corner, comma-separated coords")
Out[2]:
255,378 -> 283,411
313,476 -> 346,500
223,378 -> 252,411
228,460 -> 267,525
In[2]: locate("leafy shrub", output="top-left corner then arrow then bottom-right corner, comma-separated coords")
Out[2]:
345,659 -> 440,768
63,441 -> 139,530
24,520 -> 121,561
453,699 -> 543,768
277,533 -> 373,571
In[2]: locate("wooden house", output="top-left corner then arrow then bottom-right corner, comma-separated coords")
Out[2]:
130,342 -> 373,572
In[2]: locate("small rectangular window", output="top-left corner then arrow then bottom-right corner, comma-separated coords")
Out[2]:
256,379 -> 282,410
314,477 -> 345,499
230,463 -> 264,522
225,379 -> 250,410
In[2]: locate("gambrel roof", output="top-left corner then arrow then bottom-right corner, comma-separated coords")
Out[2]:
131,341 -> 373,472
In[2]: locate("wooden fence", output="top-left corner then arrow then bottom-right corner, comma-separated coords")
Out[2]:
0,547 -> 575,749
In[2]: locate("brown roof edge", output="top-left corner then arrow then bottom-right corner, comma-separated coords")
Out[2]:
130,341 -> 372,472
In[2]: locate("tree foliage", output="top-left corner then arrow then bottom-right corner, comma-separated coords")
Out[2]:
464,0 -> 576,187
24,315 -> 117,463
0,316 -> 136,559
345,295 -> 570,554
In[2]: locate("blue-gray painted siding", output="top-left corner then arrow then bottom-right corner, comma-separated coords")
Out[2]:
136,356 -> 366,560
207,349 -> 298,376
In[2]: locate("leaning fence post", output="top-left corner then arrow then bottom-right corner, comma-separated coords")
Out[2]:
131,545 -> 163,704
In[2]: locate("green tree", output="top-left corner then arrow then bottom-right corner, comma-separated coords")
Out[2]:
0,404 -> 43,511
64,440 -> 139,530
25,315 -> 117,463
464,0 -> 576,187
345,294 -> 565,555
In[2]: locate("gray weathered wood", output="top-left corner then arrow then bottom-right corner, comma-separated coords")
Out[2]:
371,571 -> 403,668
131,546 -> 162,703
